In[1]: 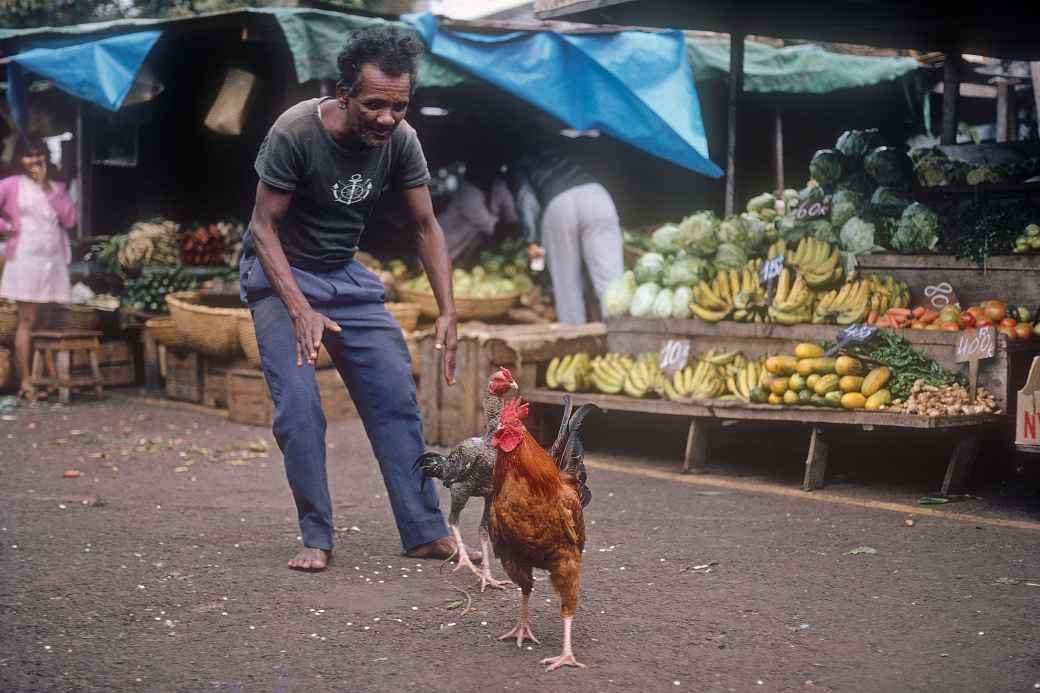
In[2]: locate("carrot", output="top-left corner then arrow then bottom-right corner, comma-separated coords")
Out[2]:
867,310 -> 878,325
921,309 -> 939,324
876,315 -> 893,328
912,306 -> 926,319
888,308 -> 912,318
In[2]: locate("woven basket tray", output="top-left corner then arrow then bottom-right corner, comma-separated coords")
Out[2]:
395,287 -> 518,320
58,304 -> 101,332
0,300 -> 16,345
166,291 -> 246,359
236,312 -> 333,369
145,317 -> 186,350
386,302 -> 420,332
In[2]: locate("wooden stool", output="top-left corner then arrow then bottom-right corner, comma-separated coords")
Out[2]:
29,330 -> 104,403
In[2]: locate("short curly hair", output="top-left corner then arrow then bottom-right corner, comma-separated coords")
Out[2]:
337,25 -> 424,97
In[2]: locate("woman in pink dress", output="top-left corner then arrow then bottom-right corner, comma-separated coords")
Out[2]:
0,136 -> 77,397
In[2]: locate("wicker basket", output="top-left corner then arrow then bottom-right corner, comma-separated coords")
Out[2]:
0,300 -> 16,345
386,302 -> 420,332
166,291 -> 246,359
395,287 -> 518,320
58,304 -> 101,331
145,317 -> 186,350
236,312 -> 333,369
0,346 -> 10,390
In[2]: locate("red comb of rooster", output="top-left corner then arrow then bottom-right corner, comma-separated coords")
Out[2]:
500,397 -> 529,424
487,367 -> 516,395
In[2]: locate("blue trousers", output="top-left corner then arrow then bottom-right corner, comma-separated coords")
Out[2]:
240,254 -> 448,552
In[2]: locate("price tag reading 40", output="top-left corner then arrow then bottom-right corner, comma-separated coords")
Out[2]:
659,339 -> 692,376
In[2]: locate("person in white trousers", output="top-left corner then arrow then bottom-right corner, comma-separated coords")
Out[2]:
509,150 -> 623,324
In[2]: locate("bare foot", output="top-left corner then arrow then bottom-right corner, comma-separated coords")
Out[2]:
405,537 -> 481,564
288,547 -> 331,572
541,652 -> 586,671
498,622 -> 539,647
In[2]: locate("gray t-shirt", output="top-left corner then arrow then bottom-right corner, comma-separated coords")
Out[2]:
246,97 -> 430,272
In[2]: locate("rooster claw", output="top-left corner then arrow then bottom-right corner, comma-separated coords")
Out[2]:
478,574 -> 511,592
541,653 -> 586,671
498,623 -> 539,647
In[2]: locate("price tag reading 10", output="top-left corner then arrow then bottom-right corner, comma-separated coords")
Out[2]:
659,339 -> 691,376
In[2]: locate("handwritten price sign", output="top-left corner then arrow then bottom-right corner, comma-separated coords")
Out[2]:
794,195 -> 831,221
955,326 -> 996,400
922,281 -> 960,311
659,339 -> 691,376
825,324 -> 878,356
759,255 -> 784,283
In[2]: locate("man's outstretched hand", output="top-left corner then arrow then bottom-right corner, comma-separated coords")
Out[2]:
293,307 -> 341,366
434,313 -> 458,385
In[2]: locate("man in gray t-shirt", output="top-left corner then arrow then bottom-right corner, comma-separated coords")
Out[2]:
240,26 -> 463,572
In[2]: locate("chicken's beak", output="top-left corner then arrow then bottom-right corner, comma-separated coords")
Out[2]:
510,380 -> 519,391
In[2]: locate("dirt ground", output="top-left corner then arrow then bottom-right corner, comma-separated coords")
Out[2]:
1,394 -> 1038,692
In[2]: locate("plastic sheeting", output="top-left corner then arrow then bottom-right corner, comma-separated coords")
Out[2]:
404,13 -> 722,178
10,31 -> 161,111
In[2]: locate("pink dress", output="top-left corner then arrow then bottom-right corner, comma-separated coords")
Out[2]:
0,176 -> 72,303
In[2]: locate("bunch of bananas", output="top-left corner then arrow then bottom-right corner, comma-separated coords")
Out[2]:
545,353 -> 593,392
587,353 -> 635,395
812,279 -> 872,325
786,237 -> 843,289
767,268 -> 814,325
732,260 -> 770,323
866,274 -> 911,317
691,269 -> 740,322
724,356 -> 767,402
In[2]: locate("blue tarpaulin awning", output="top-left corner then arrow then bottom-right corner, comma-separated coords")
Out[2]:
10,30 -> 161,112
404,13 -> 723,178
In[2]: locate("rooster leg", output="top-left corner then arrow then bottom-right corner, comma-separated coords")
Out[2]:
540,616 -> 585,670
447,490 -> 481,577
498,590 -> 539,647
449,524 -> 482,577
476,499 -> 509,592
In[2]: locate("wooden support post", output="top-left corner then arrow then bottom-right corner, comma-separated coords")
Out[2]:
724,29 -> 745,218
941,434 -> 979,496
1031,62 -> 1040,139
143,330 -> 161,390
682,418 -> 710,474
995,78 -> 1016,143
802,425 -> 829,491
941,53 -> 961,145
56,350 -> 71,404
773,107 -> 784,195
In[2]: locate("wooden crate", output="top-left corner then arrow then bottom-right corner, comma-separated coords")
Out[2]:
0,346 -> 11,392
203,358 -> 249,409
228,367 -> 358,427
165,349 -> 204,403
69,338 -> 136,387
856,254 -> 1040,308
416,322 -> 607,445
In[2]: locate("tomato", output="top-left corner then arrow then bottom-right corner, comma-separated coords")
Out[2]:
975,318 -> 994,328
999,317 -> 1017,328
1013,323 -> 1033,340
967,306 -> 985,321
959,312 -> 976,328
910,320 -> 928,329
997,324 -> 1017,341
941,322 -> 962,331
983,299 -> 1007,322
921,309 -> 940,324
924,322 -> 943,331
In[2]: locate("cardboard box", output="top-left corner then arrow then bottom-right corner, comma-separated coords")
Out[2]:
1015,356 -> 1040,452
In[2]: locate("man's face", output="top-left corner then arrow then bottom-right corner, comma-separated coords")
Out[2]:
341,63 -> 411,148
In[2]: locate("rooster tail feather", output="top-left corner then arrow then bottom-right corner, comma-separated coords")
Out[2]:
554,402 -> 599,508
549,394 -> 574,462
414,452 -> 447,491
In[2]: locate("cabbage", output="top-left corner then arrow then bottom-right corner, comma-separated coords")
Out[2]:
838,171 -> 875,199
677,212 -> 719,257
650,224 -> 683,253
634,252 -> 667,284
799,185 -> 826,204
652,288 -> 674,319
839,216 -> 883,256
890,202 -> 939,253
835,128 -> 881,163
809,219 -> 839,245
630,282 -> 660,317
778,214 -> 807,244
746,192 -> 776,213
663,256 -> 712,287
870,186 -> 912,217
830,189 -> 865,229
714,242 -> 747,271
864,146 -> 910,188
809,149 -> 847,190
604,270 -> 637,318
738,213 -> 768,255
716,217 -> 744,246
671,286 -> 693,319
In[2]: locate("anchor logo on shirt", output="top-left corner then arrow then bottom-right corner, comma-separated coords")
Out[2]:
331,174 -> 373,205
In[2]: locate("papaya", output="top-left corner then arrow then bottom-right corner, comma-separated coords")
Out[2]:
839,375 -> 865,393
840,392 -> 867,409
813,373 -> 840,395
824,390 -> 843,407
861,367 -> 892,397
788,373 -> 806,392
810,357 -> 838,374
765,355 -> 798,376
835,355 -> 865,376
798,389 -> 813,405
767,392 -> 783,406
793,342 -> 825,359
796,359 -> 816,377
783,390 -> 800,406
810,393 -> 828,407
770,377 -> 790,395
805,373 -> 821,389
749,386 -> 768,404
865,389 -> 892,410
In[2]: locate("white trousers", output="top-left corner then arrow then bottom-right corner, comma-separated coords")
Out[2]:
541,183 -> 624,324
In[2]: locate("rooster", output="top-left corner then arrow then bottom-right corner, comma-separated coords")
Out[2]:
490,394 -> 596,671
414,367 -> 518,591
